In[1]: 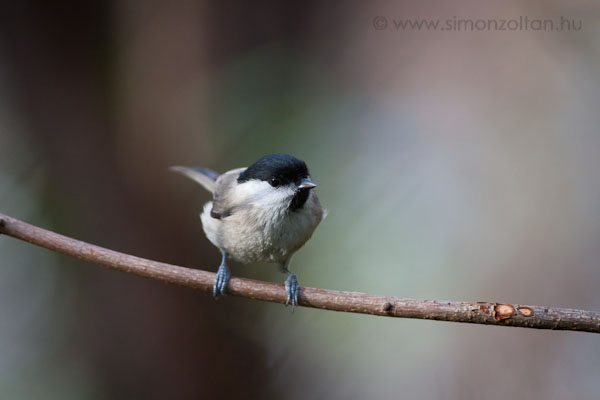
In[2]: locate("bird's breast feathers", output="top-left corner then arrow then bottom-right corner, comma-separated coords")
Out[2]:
200,180 -> 324,264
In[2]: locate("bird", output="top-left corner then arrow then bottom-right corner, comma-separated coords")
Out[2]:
170,153 -> 325,311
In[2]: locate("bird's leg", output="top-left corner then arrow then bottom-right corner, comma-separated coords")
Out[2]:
279,261 -> 299,312
213,250 -> 230,297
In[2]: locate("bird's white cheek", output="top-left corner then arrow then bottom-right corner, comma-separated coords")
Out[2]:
235,180 -> 294,212
231,180 -> 267,203
259,188 -> 295,212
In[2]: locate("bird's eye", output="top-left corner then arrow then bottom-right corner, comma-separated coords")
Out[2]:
269,177 -> 280,187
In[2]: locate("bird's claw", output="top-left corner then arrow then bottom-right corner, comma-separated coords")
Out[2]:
284,273 -> 299,312
213,264 -> 230,297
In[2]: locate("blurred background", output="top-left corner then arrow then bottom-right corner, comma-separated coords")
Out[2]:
1,1 -> 599,399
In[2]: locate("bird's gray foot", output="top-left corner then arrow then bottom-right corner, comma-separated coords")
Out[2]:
284,273 -> 299,312
213,251 -> 230,297
213,264 -> 230,297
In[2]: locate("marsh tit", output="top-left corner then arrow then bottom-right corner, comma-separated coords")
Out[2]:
171,153 -> 325,311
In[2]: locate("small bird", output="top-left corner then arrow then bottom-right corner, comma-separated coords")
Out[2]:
170,153 -> 325,311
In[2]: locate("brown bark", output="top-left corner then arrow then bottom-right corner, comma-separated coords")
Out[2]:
1,212 -> 598,333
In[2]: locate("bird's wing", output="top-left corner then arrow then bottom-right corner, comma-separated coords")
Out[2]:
210,167 -> 246,219
169,166 -> 220,193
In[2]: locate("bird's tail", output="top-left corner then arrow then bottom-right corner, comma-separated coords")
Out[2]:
169,166 -> 219,193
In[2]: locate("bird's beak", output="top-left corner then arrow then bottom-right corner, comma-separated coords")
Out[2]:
298,177 -> 317,189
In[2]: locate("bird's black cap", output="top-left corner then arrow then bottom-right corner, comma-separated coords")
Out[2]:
238,153 -> 309,185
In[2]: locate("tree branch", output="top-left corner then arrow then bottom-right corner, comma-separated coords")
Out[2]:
1,212 -> 598,333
